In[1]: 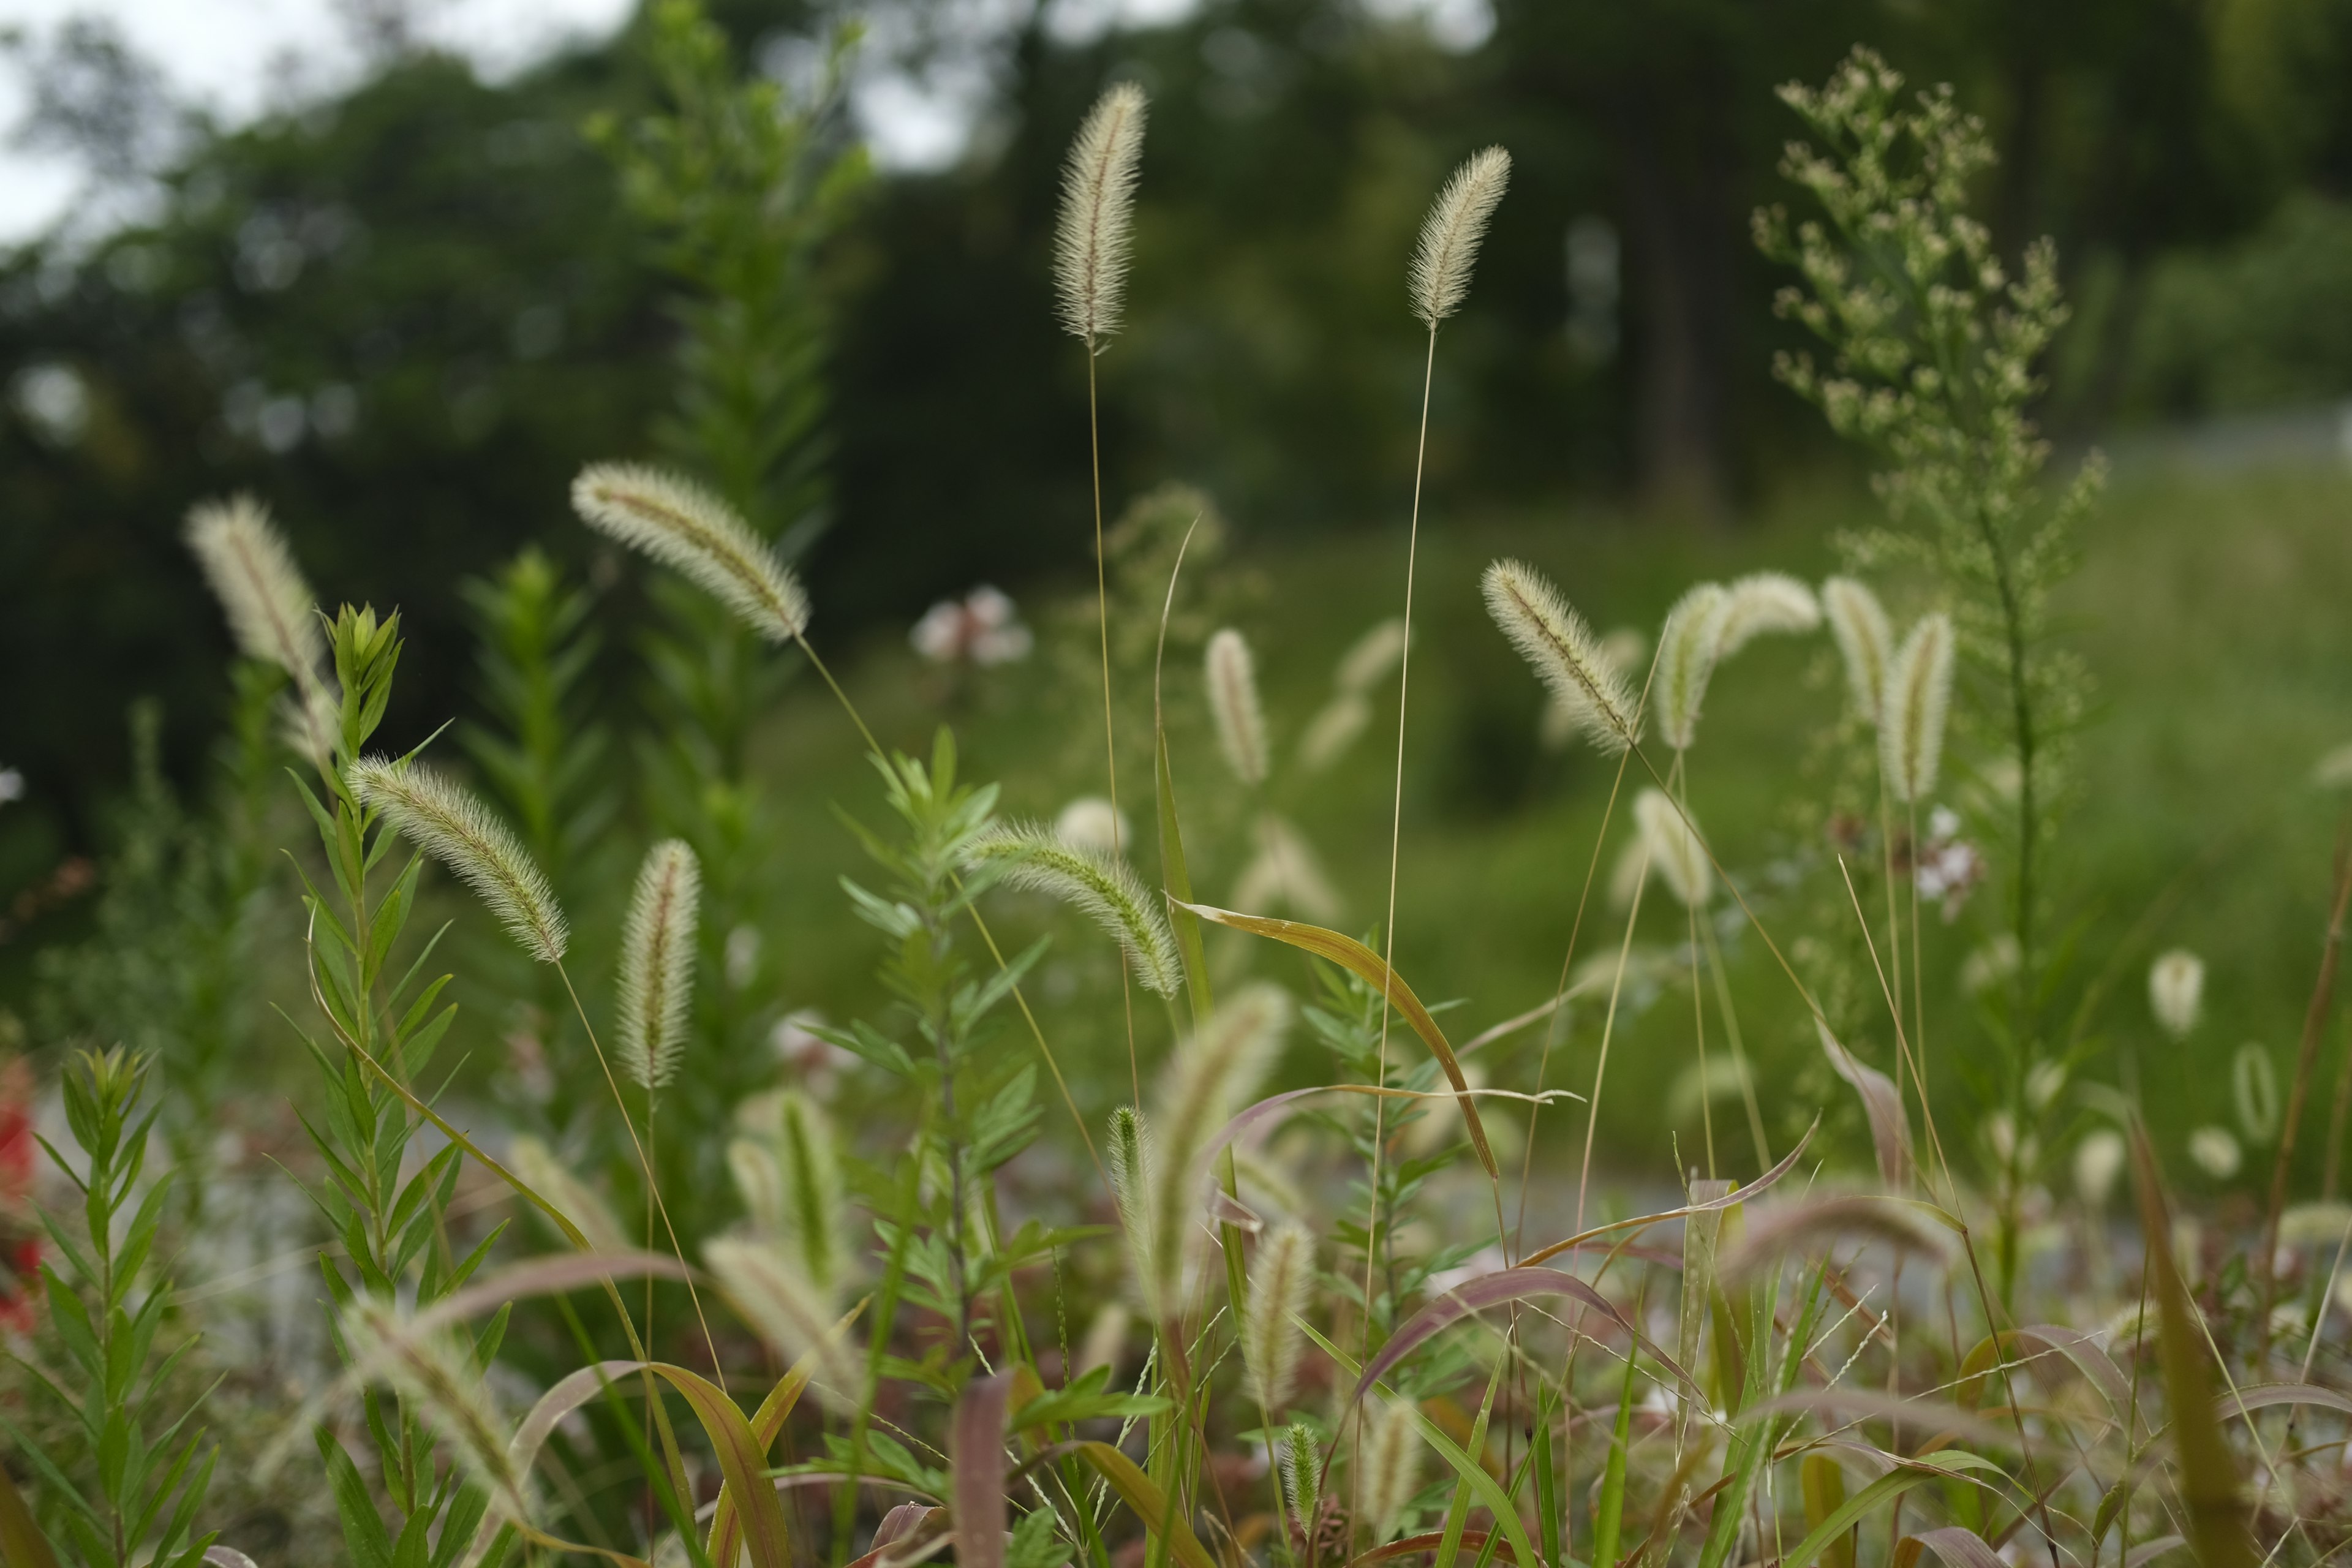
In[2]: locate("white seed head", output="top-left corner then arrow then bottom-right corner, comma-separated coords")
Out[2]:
2073,1129 -> 2126,1210
2149,949 -> 2204,1041
1482,559 -> 1639,755
508,1134 -> 630,1254
1880,612 -> 1954,804
966,821 -> 1183,997
1205,627 -> 1270,787
1360,1398 -> 1423,1542
1821,576 -> 1893,726
1335,617 -> 1410,694
1298,692 -> 1373,773
1106,1105 -> 1170,1317
1231,812 -> 1343,924
571,462 -> 809,641
1243,1221 -> 1313,1414
1055,82 -> 1148,343
2188,1125 -> 2241,1180
348,757 -> 568,963
1076,1301 -> 1130,1375
1280,1423 -> 1321,1545
1634,789 -> 1711,909
338,1297 -> 531,1526
705,1236 -> 859,1415
1714,571 -> 1822,656
1153,982 -> 1291,1187
1053,795 -> 1130,855
184,494 -> 328,683
2315,742 -> 2352,790
1409,146 -> 1510,326
1654,583 -> 1730,752
617,839 -> 699,1093
2234,1044 -> 2280,1144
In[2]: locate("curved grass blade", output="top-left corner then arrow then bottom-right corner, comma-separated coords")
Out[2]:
1069,1442 -> 1218,1568
1517,1120 -> 1817,1269
1773,1455 -> 2008,1568
709,1299 -> 867,1568
1716,1195 -> 1958,1282
2219,1382 -> 2352,1420
1907,1528 -> 2004,1568
1954,1326 -> 2130,1414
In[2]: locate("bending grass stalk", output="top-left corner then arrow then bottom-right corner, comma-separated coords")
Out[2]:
1086,349 -> 1142,1110
1695,918 -> 1771,1172
1576,843 -> 1652,1238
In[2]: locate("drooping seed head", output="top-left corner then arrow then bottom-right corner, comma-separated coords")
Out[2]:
185,494 -> 328,684
1297,692 -> 1373,773
1821,576 -> 1894,726
571,462 -> 809,641
965,821 -> 1183,997
1335,617 -> 1410,694
617,839 -> 699,1093
1054,795 -> 1130,855
1654,583 -> 1730,753
1205,627 -> 1270,787
1153,982 -> 1291,1191
1409,146 -> 1511,326
1231,812 -> 1343,924
349,757 -> 568,963
1243,1221 -> 1313,1414
1482,559 -> 1639,755
508,1134 -> 630,1254
1879,612 -> 1954,804
2149,949 -> 2204,1040
2073,1129 -> 2126,1210
1715,571 -> 1822,656
1634,788 -> 1712,908
338,1296 -> 532,1526
1055,82 -> 1148,344
2233,1043 -> 2279,1144
1360,1398 -> 1423,1543
705,1235 -> 861,1415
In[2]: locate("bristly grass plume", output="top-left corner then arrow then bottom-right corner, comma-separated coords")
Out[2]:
1715,571 -> 1822,655
1881,612 -> 1955,804
966,821 -> 1183,997
617,839 -> 700,1092
1822,576 -> 1893,726
185,494 -> 328,684
1635,788 -> 1712,908
1105,1104 -> 1166,1315
347,756 -> 570,963
1654,583 -> 1730,753
1482,559 -> 1639,754
1055,82 -> 1148,345
571,461 -> 810,641
1409,146 -> 1511,327
1205,627 -> 1270,787
1242,1220 -> 1311,1413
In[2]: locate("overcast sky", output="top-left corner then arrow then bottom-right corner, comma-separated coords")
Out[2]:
0,0 -> 1488,244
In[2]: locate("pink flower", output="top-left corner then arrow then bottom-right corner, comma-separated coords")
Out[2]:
911,586 -> 1031,667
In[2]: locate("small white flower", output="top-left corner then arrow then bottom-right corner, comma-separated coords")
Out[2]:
2188,1125 -> 2241,1180
911,586 -> 1032,666
2149,950 -> 2204,1041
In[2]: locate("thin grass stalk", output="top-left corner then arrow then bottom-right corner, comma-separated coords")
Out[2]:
1575,842 -> 1652,1238
2256,832 -> 2352,1348
1695,914 -> 1771,1172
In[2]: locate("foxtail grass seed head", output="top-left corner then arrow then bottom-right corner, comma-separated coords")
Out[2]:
339,1297 -> 532,1526
1155,982 -> 1291,1187
2149,949 -> 2204,1040
1880,612 -> 1954,804
1298,692 -> 1373,773
1715,571 -> 1822,655
1361,1399 -> 1423,1543
1055,81 -> 1147,344
617,839 -> 699,1093
1106,1105 -> 1172,1317
706,1235 -> 860,1414
1205,627 -> 1270,786
1243,1221 -> 1311,1414
1409,146 -> 1510,326
2317,742 -> 2352,789
967,821 -> 1183,997
1654,583 -> 1729,752
1821,576 -> 1893,726
1336,617 -> 1410,693
508,1134 -> 630,1254
2188,1125 -> 2242,1180
774,1090 -> 846,1291
1280,1423 -> 1321,1544
1634,789 -> 1711,909
2074,1129 -> 2126,1210
2234,1044 -> 2280,1144
571,462 -> 809,642
1231,812 -> 1343,924
1077,1301 -> 1130,1375
348,757 -> 568,963
1482,559 -> 1638,755
1054,795 -> 1130,855
184,494 -> 328,683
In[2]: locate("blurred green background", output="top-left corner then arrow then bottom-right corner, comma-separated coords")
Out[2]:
6,0 -> 2352,1184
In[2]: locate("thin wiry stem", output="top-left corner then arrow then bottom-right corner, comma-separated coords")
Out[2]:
1575,845 -> 1651,1238
1087,345 -> 1142,1109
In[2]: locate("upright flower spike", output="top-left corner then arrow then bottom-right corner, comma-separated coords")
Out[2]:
1152,982 -> 1291,1189
1054,82 -> 1148,344
1409,146 -> 1511,326
617,840 -> 700,1093
184,495 -> 328,684
349,758 -> 568,963
965,822 -> 1183,997
1654,583 -> 1730,753
570,462 -> 810,642
1634,789 -> 1712,908
1205,627 -> 1270,787
1880,612 -> 1954,804
1242,1221 -> 1312,1413
1106,1105 -> 1170,1317
1714,571 -> 1822,656
1482,559 -> 1638,755
1822,576 -> 1893,726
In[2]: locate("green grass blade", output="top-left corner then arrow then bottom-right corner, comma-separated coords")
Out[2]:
1593,1347 -> 1637,1568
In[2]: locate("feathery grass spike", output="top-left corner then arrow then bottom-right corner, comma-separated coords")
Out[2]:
1409,146 -> 1511,326
1482,559 -> 1638,754
1055,82 -> 1148,343
1822,576 -> 1893,726
1153,982 -> 1291,1186
1106,1106 -> 1169,1316
184,494 -> 328,682
1635,788 -> 1712,908
1362,1399 -> 1423,1542
617,839 -> 699,1092
1880,612 -> 1955,803
349,756 -> 569,962
967,821 -> 1183,997
571,462 -> 809,641
339,1298 -> 532,1526
1242,1221 -> 1311,1412
2150,949 -> 2204,1041
705,1236 -> 859,1414
1336,617 -> 1410,693
1655,583 -> 1730,752
1281,1423 -> 1319,1544
1205,627 -> 1270,786
1716,570 -> 1822,655
508,1134 -> 630,1254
